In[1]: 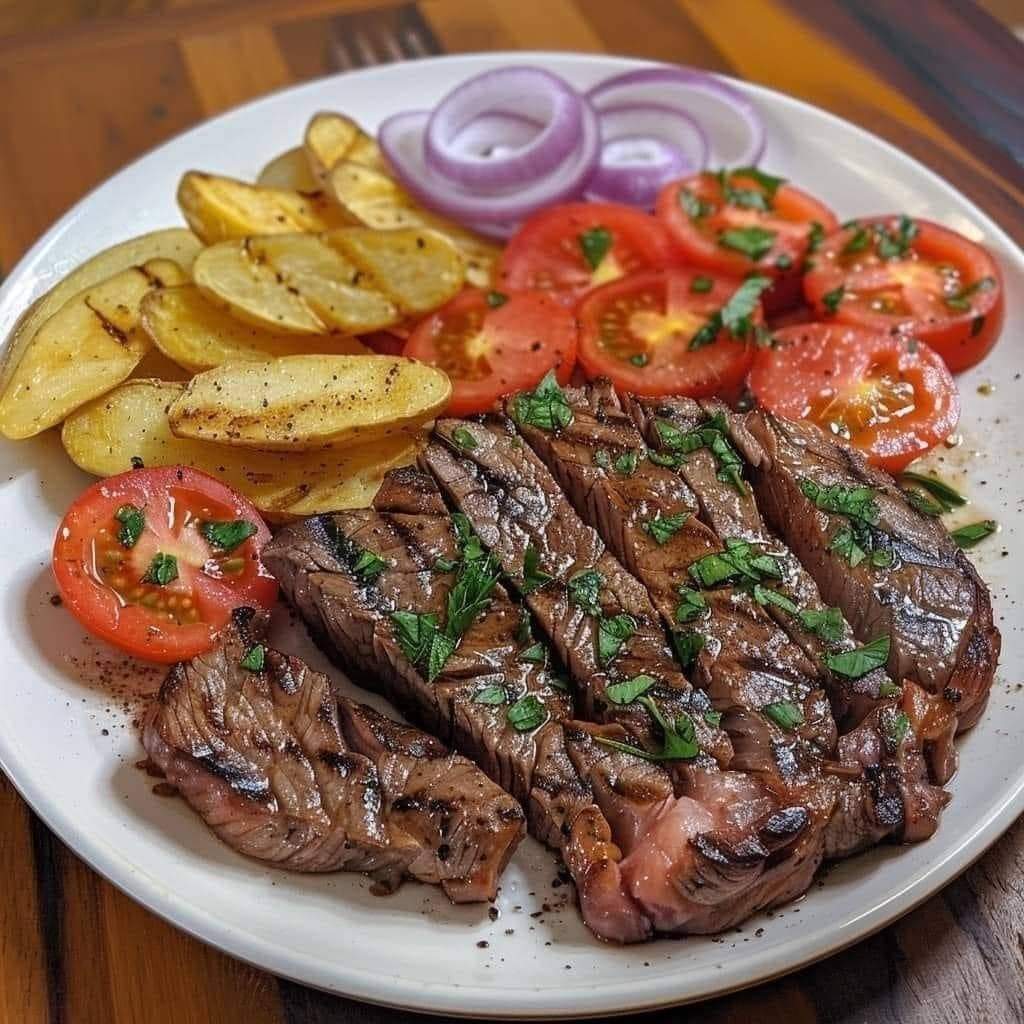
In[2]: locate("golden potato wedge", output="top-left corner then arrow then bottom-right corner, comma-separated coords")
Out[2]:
140,284 -> 368,372
0,228 -> 201,394
129,339 -> 193,382
177,171 -> 352,244
193,228 -> 463,335
304,112 -> 389,181
326,161 -> 498,287
0,258 -> 189,439
61,380 -> 418,520
257,147 -> 319,191
167,353 -> 450,451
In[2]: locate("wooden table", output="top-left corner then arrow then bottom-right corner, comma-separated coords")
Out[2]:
1,2 -> 1023,1022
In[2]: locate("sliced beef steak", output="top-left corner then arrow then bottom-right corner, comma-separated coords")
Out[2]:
727,409 -> 999,733
143,607 -> 523,901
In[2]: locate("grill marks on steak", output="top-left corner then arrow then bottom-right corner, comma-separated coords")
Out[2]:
264,469 -> 655,942
728,409 -> 999,734
142,608 -> 523,901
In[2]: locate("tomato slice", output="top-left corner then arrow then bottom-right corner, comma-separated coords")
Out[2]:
404,288 -> 578,416
497,202 -> 679,305
748,323 -> 960,473
802,216 -> 1005,373
52,467 -> 278,663
576,268 -> 763,398
655,170 -> 839,314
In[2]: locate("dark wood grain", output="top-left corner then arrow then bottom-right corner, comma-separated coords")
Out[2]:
0,2 -> 1022,1022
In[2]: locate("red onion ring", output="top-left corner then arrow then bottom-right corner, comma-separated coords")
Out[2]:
424,67 -> 584,191
587,66 -> 765,168
447,112 -> 543,162
584,103 -> 708,208
378,102 -> 601,224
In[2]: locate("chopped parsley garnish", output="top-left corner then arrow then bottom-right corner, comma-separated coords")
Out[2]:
841,225 -> 870,255
579,226 -> 613,271
950,519 -> 997,549
642,512 -> 689,546
762,700 -> 804,730
679,189 -> 713,219
704,709 -> 722,728
613,450 -> 639,476
519,642 -> 546,665
825,634 -> 891,679
775,253 -> 793,270
512,371 -> 573,432
433,556 -> 458,573
114,504 -> 145,549
688,275 -> 771,350
141,552 -> 178,586
875,215 -> 918,260
800,478 -> 885,568
323,520 -> 390,582
201,518 -> 257,552
675,587 -> 708,624
507,694 -> 546,732
485,290 -> 508,308
452,512 -> 486,562
568,568 -> 603,616
752,584 -> 799,615
593,449 -> 611,469
654,412 -> 747,495
878,678 -> 902,699
717,226 -> 776,262
691,274 -> 714,294
522,544 -> 552,593
905,489 -> 945,518
598,614 -> 636,667
882,708 -> 910,749
597,697 -> 699,762
797,606 -> 846,645
443,551 -> 502,640
807,221 -> 825,253
899,472 -> 965,511
473,684 -> 507,705
688,318 -> 721,351
648,450 -> 682,468
351,547 -> 389,582
239,644 -> 265,672
605,673 -> 655,705
729,166 -> 786,198
629,353 -> 649,367
671,629 -> 705,670
451,425 -> 479,450
689,538 -> 782,588
822,284 -> 845,314
944,276 -> 994,311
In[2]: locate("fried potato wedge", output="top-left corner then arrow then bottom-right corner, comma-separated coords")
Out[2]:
140,285 -> 368,372
62,380 -> 417,520
0,258 -> 189,439
193,228 -> 463,335
167,353 -> 450,450
0,228 -> 201,394
257,147 -> 319,191
177,172 -> 352,244
304,112 -> 389,180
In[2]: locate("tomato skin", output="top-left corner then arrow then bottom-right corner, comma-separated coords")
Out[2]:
748,323 -> 960,473
497,202 -> 679,305
404,288 -> 578,416
803,217 -> 1005,373
655,172 -> 839,314
576,268 -> 762,398
52,467 -> 277,664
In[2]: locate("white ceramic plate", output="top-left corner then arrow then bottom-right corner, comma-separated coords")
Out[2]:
0,52 -> 1021,1019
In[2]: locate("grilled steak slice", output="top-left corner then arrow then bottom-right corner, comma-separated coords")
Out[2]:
421,418 -> 830,933
143,607 -> 522,901
264,469 -> 654,941
725,409 -> 999,733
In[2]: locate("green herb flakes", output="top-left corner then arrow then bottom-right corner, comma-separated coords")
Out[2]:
642,512 -> 689,546
522,544 -> 552,593
825,635 -> 891,679
671,629 -> 705,670
486,290 -> 509,308
239,644 -> 265,672
762,700 -> 804,730
507,694 -> 546,732
568,568 -> 603,616
579,226 -> 613,271
675,587 -> 708,624
201,518 -> 257,552
605,674 -> 655,705
613,450 -> 639,476
141,552 -> 178,587
512,371 -> 573,432
114,504 -> 145,549
598,614 -> 636,667
718,226 -> 776,261
473,685 -> 507,705
691,275 -> 714,294
797,606 -> 846,645
519,642 -> 546,665
451,426 -> 479,450
950,519 -> 997,549
822,284 -> 845,314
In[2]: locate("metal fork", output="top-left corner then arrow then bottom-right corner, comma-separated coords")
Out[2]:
328,3 -> 442,70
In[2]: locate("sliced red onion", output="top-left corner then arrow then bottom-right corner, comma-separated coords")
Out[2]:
584,103 -> 708,208
587,66 -> 765,169
447,112 -> 543,162
424,67 -> 584,191
379,102 -> 601,225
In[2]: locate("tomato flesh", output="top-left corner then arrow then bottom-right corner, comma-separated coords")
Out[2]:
576,268 -> 761,398
655,171 -> 839,314
803,216 -> 1005,373
404,288 -> 578,416
53,467 -> 277,663
748,323 -> 960,473
497,202 -> 679,305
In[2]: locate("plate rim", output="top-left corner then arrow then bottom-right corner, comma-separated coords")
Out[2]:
1,50 -> 1022,1018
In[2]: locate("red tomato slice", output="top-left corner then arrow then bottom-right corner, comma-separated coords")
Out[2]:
655,171 -> 839,314
52,467 -> 278,664
802,216 -> 1005,373
404,288 -> 578,416
497,202 -> 679,305
576,268 -> 763,398
748,322 -> 960,473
